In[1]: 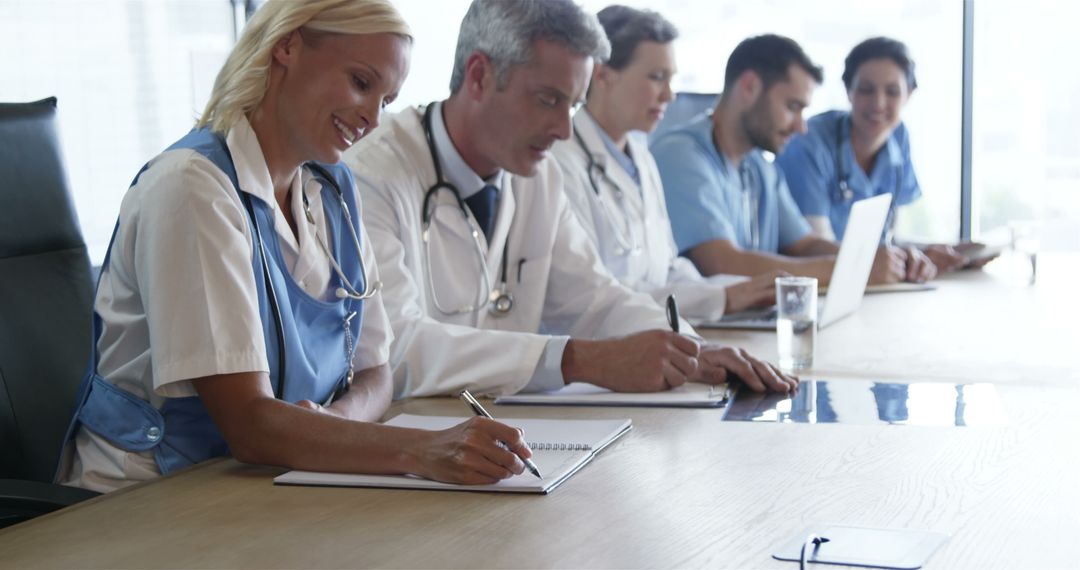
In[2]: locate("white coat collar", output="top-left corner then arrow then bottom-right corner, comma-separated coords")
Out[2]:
419,103 -> 516,260
572,110 -> 646,212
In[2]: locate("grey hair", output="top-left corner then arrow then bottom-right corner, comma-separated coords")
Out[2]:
448,0 -> 611,93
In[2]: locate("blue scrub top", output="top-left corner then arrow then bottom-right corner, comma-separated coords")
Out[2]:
651,113 -> 811,254
776,110 -> 921,240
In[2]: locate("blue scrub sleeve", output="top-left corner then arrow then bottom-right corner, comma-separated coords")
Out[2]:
775,172 -> 813,250
653,136 -> 738,253
776,132 -> 833,218
894,123 -> 922,206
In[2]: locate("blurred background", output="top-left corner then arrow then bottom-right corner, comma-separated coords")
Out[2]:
2,0 -> 1076,264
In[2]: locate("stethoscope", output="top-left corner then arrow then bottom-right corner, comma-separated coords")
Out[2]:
241,163 -> 378,404
571,124 -> 642,257
710,108 -> 760,251
833,114 -> 901,238
420,103 -> 514,317
737,160 -> 761,251
304,163 -> 381,301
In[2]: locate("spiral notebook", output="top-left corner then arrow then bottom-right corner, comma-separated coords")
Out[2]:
274,414 -> 632,494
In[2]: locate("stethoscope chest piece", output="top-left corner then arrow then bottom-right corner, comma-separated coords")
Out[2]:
488,288 -> 514,316
838,180 -> 855,202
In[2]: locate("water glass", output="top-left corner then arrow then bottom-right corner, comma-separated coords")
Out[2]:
776,277 -> 817,371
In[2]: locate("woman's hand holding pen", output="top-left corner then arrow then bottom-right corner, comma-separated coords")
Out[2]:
869,244 -> 907,284
403,417 -> 529,485
902,246 -> 937,282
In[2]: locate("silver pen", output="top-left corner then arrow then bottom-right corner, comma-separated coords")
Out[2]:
458,389 -> 542,479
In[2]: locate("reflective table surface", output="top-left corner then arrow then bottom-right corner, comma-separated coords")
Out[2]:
725,379 -> 1008,427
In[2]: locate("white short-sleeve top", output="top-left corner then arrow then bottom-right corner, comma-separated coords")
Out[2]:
65,118 -> 392,492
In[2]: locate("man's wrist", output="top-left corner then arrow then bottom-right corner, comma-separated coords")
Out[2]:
562,339 -> 601,384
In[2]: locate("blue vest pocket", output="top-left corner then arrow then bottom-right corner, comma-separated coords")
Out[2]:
78,375 -> 165,452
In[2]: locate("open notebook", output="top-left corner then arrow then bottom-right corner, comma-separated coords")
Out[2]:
494,381 -> 734,409
274,413 -> 632,494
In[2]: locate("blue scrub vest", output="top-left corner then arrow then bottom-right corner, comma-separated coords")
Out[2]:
60,128 -> 367,476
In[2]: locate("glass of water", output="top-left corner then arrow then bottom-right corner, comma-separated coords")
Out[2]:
776,276 -> 817,371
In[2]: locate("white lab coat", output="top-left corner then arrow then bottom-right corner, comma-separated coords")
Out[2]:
551,111 -> 745,321
345,105 -> 682,398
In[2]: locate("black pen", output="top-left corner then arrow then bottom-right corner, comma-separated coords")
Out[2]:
666,294 -> 680,334
458,389 -> 542,479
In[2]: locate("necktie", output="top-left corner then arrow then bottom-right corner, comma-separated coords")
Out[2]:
465,184 -> 498,242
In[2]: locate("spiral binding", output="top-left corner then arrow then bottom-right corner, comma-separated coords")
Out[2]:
528,442 -> 592,451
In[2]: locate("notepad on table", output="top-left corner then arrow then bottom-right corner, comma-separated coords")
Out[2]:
816,282 -> 937,295
273,413 -> 631,494
494,381 -> 733,409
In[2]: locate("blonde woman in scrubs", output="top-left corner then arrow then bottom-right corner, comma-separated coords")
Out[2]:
62,0 -> 530,493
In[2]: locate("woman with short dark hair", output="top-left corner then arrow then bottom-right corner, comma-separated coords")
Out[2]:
777,37 -> 969,273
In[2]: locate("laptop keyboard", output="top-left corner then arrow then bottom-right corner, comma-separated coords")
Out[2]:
720,307 -> 778,323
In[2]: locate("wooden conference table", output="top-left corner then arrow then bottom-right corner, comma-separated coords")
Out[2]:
1,254 -> 1077,568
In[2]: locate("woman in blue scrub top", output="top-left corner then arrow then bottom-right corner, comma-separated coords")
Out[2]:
777,37 -> 968,273
61,0 -> 531,493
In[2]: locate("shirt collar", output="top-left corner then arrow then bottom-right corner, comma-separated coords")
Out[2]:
226,116 -> 321,205
584,109 -> 640,185
693,113 -> 745,181
431,101 -> 505,198
839,111 -> 905,174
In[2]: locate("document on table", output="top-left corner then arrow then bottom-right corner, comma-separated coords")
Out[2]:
495,381 -> 734,409
817,282 -> 937,295
274,414 -> 632,494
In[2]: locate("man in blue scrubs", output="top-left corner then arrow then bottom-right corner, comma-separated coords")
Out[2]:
652,35 -> 927,285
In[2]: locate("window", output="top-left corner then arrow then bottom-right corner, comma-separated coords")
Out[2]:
574,0 -> 965,242
973,0 -> 1080,251
1,0 -> 234,263
13,0 -> 1058,260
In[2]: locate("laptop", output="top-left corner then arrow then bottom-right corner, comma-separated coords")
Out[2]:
696,193 -> 893,331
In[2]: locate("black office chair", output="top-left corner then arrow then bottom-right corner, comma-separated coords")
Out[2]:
0,97 -> 101,528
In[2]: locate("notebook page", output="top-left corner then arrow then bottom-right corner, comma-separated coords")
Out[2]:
273,415 -> 631,494
274,448 -> 592,493
384,414 -> 632,451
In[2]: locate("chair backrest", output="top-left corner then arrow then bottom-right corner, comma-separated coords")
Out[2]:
649,91 -> 719,143
0,97 -> 94,482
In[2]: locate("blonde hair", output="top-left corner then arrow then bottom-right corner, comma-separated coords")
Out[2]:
197,0 -> 412,133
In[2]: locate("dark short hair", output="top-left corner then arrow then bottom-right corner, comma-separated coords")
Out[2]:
596,5 -> 678,71
723,34 -> 823,94
842,37 -> 917,91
